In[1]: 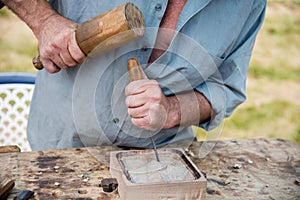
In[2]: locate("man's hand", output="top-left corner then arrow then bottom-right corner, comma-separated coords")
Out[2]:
1,0 -> 86,73
125,79 -> 174,131
36,15 -> 85,73
125,68 -> 212,131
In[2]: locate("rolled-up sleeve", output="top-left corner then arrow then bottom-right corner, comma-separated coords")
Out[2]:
196,0 -> 266,130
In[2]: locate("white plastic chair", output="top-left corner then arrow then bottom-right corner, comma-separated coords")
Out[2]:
0,72 -> 35,151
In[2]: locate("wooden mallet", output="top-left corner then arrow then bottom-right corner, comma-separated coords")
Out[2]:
33,3 -> 145,70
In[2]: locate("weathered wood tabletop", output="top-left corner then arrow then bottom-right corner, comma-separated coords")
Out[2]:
1,138 -> 299,200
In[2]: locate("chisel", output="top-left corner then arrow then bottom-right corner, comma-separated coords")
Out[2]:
127,58 -> 160,162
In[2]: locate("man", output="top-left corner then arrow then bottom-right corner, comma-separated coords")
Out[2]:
1,0 -> 266,150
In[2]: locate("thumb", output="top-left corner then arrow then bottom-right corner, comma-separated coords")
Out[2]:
139,64 -> 148,80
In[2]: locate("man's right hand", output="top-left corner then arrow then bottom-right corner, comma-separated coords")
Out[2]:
36,15 -> 86,73
1,0 -> 86,73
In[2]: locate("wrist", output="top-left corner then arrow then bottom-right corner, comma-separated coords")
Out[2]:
32,12 -> 61,39
163,91 -> 212,129
1,0 -> 60,38
164,95 -> 181,129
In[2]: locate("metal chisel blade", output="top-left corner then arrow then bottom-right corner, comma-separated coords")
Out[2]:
151,136 -> 160,162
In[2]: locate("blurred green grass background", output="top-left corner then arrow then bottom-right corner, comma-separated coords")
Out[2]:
0,1 -> 299,144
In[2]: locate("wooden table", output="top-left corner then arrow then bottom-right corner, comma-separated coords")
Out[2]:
1,138 -> 300,200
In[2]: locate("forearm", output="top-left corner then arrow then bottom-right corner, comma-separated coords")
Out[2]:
1,0 -> 59,37
164,91 -> 212,128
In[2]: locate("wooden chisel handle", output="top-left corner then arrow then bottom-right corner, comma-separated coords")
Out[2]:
0,178 -> 15,199
127,58 -> 143,81
33,3 -> 145,70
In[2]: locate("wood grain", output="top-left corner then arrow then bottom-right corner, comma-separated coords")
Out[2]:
0,145 -> 20,153
127,58 -> 143,82
76,2 -> 144,55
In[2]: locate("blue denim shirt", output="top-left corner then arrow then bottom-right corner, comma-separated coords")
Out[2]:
27,0 -> 266,150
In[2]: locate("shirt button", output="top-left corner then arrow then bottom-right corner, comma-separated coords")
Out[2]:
155,4 -> 162,11
141,46 -> 148,51
113,118 -> 119,123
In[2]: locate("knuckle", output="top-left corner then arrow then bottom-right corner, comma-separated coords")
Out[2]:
54,59 -> 67,69
62,32 -> 70,40
72,52 -> 85,63
40,48 -> 51,57
48,68 -> 60,74
64,59 -> 76,67
45,64 -> 60,74
50,40 -> 60,49
153,93 -> 162,101
125,97 -> 131,107
127,108 -> 133,116
150,80 -> 159,86
68,38 -> 85,63
148,91 -> 161,102
133,117 -> 149,127
125,84 -> 134,96
131,118 -> 139,126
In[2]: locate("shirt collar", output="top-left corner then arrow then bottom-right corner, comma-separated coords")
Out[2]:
176,0 -> 212,31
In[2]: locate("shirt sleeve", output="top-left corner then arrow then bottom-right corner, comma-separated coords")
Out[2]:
196,0 -> 266,130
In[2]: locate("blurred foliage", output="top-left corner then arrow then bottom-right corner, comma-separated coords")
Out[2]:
0,7 -> 38,72
0,7 -> 10,17
294,127 -> 300,144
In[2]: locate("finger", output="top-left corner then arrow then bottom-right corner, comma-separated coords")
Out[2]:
41,59 -> 61,73
131,116 -> 151,129
49,54 -> 69,69
131,116 -> 161,132
68,32 -> 86,63
125,80 -> 158,96
139,65 -> 148,80
125,81 -> 144,96
59,50 -> 78,67
125,94 -> 146,108
128,105 -> 148,118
